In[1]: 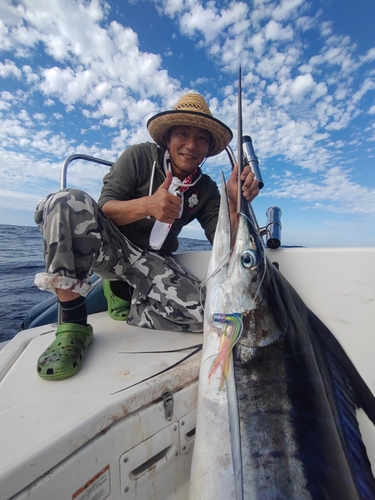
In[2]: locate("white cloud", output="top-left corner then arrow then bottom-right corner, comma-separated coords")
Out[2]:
265,166 -> 375,215
361,47 -> 375,63
0,59 -> 22,78
352,78 -> 375,104
0,1 -> 189,170
1,0 -> 181,121
0,188 -> 42,210
0,100 -> 11,110
157,0 -> 185,18
191,77 -> 209,86
271,0 -> 305,21
320,21 -> 332,38
264,19 -> 294,41
178,0 -> 249,45
40,66 -> 97,105
290,73 -> 315,97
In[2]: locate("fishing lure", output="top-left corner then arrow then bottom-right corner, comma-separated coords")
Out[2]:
209,313 -> 243,388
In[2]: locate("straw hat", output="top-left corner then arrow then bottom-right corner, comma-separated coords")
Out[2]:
147,93 -> 233,157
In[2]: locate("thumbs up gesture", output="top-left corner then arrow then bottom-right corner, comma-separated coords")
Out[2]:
148,170 -> 182,223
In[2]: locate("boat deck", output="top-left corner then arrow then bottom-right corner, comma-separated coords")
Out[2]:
1,248 -> 375,499
0,313 -> 202,500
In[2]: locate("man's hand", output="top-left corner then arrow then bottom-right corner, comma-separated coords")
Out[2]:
102,171 -> 182,227
227,164 -> 260,206
148,170 -> 182,223
226,164 -> 260,247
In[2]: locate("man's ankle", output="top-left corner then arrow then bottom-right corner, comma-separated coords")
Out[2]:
59,296 -> 87,326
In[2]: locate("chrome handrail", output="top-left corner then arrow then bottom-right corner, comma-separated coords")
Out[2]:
60,154 -> 113,189
57,154 -> 113,324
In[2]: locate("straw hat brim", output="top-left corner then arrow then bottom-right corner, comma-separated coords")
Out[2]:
147,110 -> 233,157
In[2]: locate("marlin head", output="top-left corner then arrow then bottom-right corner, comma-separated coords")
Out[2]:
200,173 -> 284,392
209,174 -> 284,373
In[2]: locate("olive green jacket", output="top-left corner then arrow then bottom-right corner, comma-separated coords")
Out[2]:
98,142 -> 220,253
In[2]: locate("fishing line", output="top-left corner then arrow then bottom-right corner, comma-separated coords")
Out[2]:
238,210 -> 268,313
111,344 -> 203,395
201,251 -> 231,286
199,250 -> 231,312
118,344 -> 203,354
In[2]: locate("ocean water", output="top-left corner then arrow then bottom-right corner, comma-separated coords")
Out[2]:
0,224 -> 210,343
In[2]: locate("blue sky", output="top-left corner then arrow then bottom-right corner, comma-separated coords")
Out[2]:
0,0 -> 374,247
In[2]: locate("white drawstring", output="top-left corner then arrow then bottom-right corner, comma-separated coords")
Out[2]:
146,160 -> 157,220
148,160 -> 156,197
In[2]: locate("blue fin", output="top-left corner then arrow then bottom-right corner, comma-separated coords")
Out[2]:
310,312 -> 375,500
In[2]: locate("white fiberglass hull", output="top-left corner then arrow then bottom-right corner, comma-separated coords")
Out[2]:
0,248 -> 374,499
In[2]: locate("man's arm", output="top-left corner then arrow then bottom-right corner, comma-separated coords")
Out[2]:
101,170 -> 182,226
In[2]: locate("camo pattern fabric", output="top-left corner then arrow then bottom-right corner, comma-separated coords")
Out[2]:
34,188 -> 204,332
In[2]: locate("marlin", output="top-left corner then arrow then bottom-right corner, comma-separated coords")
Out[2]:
189,80 -> 375,500
189,169 -> 375,499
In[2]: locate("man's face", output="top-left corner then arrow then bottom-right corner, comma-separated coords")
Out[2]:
165,125 -> 211,179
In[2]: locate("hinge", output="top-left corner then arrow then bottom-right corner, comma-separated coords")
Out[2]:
162,391 -> 174,421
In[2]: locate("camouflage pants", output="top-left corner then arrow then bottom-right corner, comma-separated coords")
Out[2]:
34,189 -> 204,332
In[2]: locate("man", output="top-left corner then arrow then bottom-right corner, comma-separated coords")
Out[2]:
34,93 -> 259,380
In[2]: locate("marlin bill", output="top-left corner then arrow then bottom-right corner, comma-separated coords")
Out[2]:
189,172 -> 375,500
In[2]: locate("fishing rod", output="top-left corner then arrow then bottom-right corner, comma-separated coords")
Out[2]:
237,66 -> 244,217
225,67 -> 261,234
225,67 -> 282,249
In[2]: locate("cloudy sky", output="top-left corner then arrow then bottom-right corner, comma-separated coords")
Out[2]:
0,0 -> 374,247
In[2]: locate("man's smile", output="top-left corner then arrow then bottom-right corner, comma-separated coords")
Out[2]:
180,152 -> 197,160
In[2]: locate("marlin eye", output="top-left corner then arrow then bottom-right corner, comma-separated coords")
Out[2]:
241,250 -> 259,269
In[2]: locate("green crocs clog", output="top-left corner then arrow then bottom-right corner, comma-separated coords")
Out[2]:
37,323 -> 93,380
103,280 -> 130,321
